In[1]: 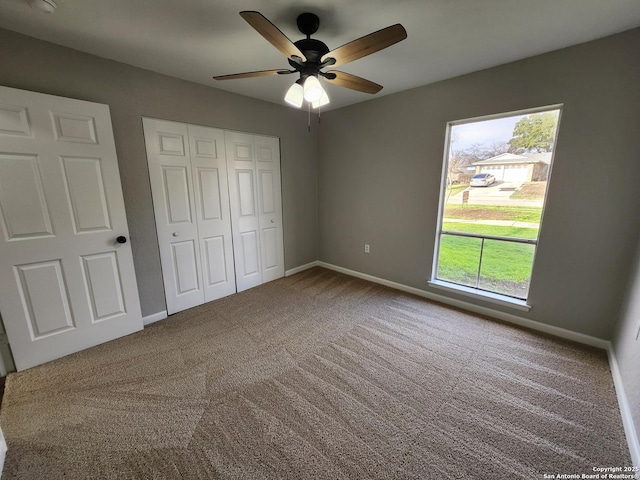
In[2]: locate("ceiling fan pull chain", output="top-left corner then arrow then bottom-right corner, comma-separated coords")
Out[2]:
308,102 -> 311,133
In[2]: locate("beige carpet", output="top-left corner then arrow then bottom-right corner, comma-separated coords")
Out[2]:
0,267 -> 631,479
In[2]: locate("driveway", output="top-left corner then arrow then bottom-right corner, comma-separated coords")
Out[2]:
448,182 -> 544,207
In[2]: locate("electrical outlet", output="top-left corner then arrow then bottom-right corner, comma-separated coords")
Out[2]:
364,244 -> 370,254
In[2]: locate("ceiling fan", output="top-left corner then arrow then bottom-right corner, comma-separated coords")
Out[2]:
213,11 -> 408,109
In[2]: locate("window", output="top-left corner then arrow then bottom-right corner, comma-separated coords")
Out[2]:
432,106 -> 561,306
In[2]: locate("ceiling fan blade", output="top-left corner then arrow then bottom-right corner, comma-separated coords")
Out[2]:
321,24 -> 407,68
240,11 -> 307,62
213,69 -> 292,80
324,71 -> 383,94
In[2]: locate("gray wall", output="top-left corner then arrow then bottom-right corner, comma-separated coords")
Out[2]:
318,28 -> 640,340
0,28 -> 319,317
614,235 -> 640,448
1,25 -> 639,339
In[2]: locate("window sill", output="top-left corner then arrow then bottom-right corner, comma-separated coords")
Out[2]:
428,280 -> 532,312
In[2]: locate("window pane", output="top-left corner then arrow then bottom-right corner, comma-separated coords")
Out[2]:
435,107 -> 561,301
477,239 -> 535,299
437,233 -> 482,287
443,111 -> 559,242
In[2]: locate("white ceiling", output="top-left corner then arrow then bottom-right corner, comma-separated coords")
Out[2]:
1,0 -> 639,111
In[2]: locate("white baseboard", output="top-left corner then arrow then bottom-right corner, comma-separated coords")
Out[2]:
142,310 -> 168,326
607,346 -> 640,468
317,261 -> 609,349
285,261 -> 320,277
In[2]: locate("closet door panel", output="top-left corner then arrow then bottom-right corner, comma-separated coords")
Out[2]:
255,135 -> 284,283
225,131 -> 262,292
203,235 -> 228,286
188,125 -> 236,302
143,119 -> 204,314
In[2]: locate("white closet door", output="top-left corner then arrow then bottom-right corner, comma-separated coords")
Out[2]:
0,86 -> 143,371
225,131 -> 284,292
255,135 -> 285,283
143,119 -> 204,314
187,124 -> 236,302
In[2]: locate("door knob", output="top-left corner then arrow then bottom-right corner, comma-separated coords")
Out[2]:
116,236 -> 127,244
172,232 -> 179,237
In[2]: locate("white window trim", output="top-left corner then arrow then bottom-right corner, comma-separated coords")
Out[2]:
431,104 -> 563,308
428,279 -> 531,311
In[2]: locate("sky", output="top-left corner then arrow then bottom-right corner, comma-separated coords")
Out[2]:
450,114 -> 526,151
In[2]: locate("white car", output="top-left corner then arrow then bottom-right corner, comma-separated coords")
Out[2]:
470,173 -> 496,187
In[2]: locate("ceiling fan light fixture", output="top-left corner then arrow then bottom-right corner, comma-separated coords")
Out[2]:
303,76 -> 324,102
284,81 -> 304,108
312,89 -> 330,109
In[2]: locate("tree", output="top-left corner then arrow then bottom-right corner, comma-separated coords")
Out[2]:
508,112 -> 558,153
445,135 -> 467,203
465,141 -> 509,162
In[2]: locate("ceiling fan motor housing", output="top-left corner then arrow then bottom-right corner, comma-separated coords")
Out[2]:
294,38 -> 329,64
292,13 -> 330,81
297,12 -> 320,37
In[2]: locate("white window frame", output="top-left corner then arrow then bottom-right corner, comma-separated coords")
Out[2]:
429,105 -> 563,310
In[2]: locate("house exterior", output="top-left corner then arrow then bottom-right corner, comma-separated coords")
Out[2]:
472,152 -> 551,182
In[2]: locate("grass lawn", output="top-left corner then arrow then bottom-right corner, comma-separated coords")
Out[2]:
443,205 -> 542,223
437,222 -> 536,298
442,222 -> 538,239
437,204 -> 542,298
444,184 -> 469,198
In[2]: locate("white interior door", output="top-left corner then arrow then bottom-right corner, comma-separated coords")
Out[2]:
0,86 -> 143,371
143,119 -> 236,314
225,131 -> 284,292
